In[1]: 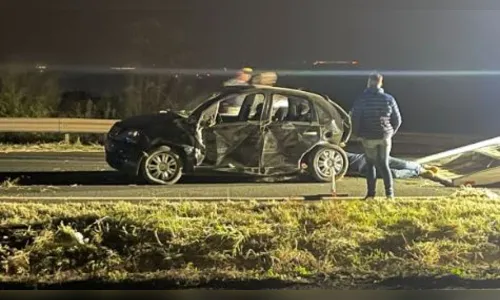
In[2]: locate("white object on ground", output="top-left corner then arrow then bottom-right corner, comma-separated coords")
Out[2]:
416,136 -> 500,187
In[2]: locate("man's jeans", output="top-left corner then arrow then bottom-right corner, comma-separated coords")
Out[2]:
361,138 -> 394,197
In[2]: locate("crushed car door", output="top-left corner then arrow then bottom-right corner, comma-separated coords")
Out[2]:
199,92 -> 267,172
260,93 -> 322,175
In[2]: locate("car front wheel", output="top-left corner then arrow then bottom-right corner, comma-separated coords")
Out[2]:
140,146 -> 183,185
308,145 -> 348,182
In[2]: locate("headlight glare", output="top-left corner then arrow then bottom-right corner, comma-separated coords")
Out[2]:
117,129 -> 140,143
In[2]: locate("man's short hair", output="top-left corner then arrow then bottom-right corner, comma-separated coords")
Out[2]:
367,72 -> 383,87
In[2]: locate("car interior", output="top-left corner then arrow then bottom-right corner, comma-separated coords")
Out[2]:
202,92 -> 317,125
269,95 -> 314,123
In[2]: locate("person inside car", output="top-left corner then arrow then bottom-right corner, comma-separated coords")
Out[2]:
250,102 -> 264,120
295,102 -> 312,122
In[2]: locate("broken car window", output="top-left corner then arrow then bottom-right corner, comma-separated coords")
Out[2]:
270,94 -> 314,123
200,93 -> 266,125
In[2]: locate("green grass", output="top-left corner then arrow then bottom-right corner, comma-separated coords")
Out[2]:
0,189 -> 499,289
0,142 -> 104,153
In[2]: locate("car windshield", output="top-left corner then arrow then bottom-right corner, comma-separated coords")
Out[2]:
175,91 -> 222,117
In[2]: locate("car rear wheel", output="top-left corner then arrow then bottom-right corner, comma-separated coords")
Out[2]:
141,146 -> 183,185
308,145 -> 348,182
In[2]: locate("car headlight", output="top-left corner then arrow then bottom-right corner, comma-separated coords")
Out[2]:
116,129 -> 141,144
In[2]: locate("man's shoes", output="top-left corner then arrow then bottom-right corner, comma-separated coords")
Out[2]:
420,170 -> 436,179
363,195 -> 395,200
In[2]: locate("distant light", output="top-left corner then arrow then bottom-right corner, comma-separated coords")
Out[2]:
35,65 -> 47,73
110,67 -> 136,70
313,60 -> 359,66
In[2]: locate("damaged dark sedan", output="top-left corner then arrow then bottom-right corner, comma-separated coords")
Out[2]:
105,85 -> 352,185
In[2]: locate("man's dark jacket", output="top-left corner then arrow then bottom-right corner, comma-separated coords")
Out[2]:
350,87 -> 402,139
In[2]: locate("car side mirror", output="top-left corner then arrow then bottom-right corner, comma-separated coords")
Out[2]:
187,115 -> 198,125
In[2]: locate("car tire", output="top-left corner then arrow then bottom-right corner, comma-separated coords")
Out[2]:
308,144 -> 348,182
140,146 -> 184,185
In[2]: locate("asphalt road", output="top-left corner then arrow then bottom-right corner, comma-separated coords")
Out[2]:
0,151 -> 483,199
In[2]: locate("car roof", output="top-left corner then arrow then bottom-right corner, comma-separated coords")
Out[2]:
222,84 -> 325,101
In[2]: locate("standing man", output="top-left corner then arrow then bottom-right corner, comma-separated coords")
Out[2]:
223,67 -> 253,86
350,73 -> 402,199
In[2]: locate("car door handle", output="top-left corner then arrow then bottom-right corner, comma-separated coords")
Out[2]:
281,123 -> 294,129
304,129 -> 318,136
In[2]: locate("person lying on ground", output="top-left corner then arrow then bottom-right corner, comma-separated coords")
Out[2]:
345,152 -> 439,179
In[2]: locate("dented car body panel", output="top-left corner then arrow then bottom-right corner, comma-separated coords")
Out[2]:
261,122 -> 322,175
105,85 -> 351,177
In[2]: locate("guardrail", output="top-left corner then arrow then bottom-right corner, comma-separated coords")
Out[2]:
0,118 -> 118,134
0,117 -> 488,148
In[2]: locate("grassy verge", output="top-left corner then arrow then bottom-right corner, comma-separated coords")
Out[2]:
0,142 -> 104,153
0,189 -> 499,289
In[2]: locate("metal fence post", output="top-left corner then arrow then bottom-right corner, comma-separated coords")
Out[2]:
330,166 -> 336,196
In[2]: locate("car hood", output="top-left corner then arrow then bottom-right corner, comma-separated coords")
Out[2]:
117,110 -> 187,130
112,110 -> 200,148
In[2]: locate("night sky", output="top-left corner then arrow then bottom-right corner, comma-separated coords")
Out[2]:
1,1 -> 500,135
